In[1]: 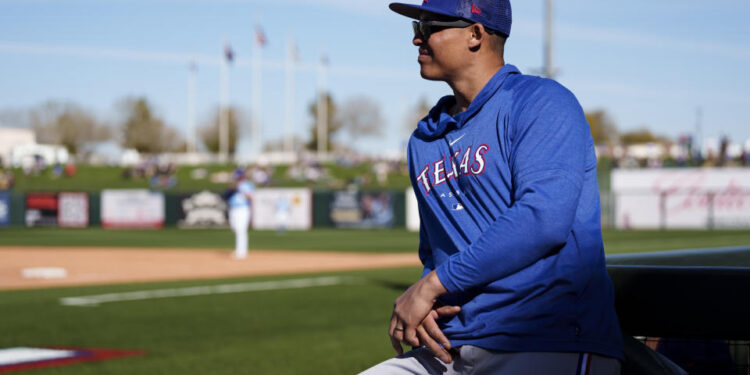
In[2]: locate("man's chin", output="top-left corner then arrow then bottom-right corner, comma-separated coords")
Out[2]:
419,67 -> 443,81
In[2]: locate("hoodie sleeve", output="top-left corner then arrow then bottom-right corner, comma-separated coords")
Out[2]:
436,81 -> 589,293
418,208 -> 435,278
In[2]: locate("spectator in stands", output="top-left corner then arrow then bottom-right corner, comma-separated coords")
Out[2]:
149,164 -> 178,189
64,163 -> 77,177
373,162 -> 389,185
286,164 -> 304,182
52,163 -> 64,178
251,165 -> 270,186
0,167 -> 14,190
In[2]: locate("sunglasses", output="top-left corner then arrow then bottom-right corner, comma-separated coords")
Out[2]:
412,19 -> 473,40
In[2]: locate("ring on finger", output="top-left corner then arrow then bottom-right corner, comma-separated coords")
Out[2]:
394,327 -> 404,331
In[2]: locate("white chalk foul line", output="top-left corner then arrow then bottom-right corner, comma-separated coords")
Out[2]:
59,276 -> 351,307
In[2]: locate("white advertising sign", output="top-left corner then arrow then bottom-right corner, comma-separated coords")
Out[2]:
58,192 -> 89,228
406,189 -> 420,232
251,188 -> 311,230
101,189 -> 165,229
612,168 -> 750,229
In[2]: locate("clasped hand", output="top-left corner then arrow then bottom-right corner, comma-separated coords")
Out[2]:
388,271 -> 459,363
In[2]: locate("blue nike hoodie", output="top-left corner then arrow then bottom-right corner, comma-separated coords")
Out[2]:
407,64 -> 623,360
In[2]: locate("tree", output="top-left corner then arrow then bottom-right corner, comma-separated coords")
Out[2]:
262,135 -> 307,153
619,129 -> 663,145
199,107 -> 243,155
119,97 -> 184,153
403,96 -> 431,134
585,109 -> 618,145
307,92 -> 343,152
337,95 -> 384,142
16,101 -> 111,155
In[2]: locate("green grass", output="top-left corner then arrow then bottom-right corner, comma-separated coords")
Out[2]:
7,162 -> 413,193
0,228 -> 420,252
601,229 -> 750,254
6,158 -> 612,193
1,227 -> 749,254
2,228 -> 749,373
0,268 -> 421,374
9,164 -> 249,193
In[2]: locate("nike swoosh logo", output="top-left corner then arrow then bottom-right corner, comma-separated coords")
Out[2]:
449,134 -> 466,146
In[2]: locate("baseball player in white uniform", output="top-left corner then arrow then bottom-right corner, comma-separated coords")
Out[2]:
228,168 -> 254,259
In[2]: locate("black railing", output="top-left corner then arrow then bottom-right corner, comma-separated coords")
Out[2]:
607,246 -> 750,374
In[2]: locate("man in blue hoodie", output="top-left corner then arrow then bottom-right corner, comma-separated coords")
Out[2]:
361,1 -> 623,374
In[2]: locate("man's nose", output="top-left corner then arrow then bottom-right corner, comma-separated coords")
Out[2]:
412,34 -> 424,46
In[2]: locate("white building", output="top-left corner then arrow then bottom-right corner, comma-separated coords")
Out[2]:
0,127 -> 36,166
80,141 -> 139,166
11,143 -> 69,168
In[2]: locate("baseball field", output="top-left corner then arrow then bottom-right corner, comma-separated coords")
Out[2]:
2,228 -> 750,374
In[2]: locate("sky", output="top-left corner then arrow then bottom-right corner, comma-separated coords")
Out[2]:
1,0 -> 749,158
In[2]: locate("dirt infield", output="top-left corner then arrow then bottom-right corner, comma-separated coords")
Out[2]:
0,247 -> 421,290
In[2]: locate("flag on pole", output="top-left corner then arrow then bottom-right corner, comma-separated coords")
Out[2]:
255,26 -> 267,47
223,43 -> 234,63
288,39 -> 299,62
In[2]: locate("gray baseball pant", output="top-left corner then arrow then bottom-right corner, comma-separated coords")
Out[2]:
360,346 -> 621,375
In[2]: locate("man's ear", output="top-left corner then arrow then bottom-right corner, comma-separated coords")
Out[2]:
468,24 -> 484,50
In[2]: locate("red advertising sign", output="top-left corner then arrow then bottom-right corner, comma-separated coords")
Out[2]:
25,193 -> 58,227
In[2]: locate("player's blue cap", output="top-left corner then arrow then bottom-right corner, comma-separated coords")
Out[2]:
389,0 -> 512,37
233,168 -> 245,180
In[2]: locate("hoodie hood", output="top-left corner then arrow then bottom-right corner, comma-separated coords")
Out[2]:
415,64 -> 521,140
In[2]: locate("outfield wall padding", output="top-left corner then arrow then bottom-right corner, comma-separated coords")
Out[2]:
164,194 -> 180,227
312,190 -> 334,228
390,190 -> 406,228
88,193 -> 101,227
9,193 -> 25,226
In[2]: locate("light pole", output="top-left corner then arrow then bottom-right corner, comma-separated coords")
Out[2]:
251,30 -> 263,159
316,55 -> 329,159
543,0 -> 556,79
284,36 -> 296,155
187,60 -> 197,154
219,43 -> 231,163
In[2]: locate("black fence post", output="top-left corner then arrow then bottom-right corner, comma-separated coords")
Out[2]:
659,191 -> 667,230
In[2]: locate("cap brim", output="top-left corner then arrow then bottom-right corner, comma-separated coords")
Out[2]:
388,3 -> 422,19
388,3 -> 461,21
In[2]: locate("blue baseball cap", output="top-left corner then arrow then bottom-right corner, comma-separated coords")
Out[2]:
233,167 -> 245,180
389,0 -> 512,37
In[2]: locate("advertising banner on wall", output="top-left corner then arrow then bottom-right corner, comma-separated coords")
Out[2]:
101,189 -> 165,229
0,191 -> 9,227
251,188 -> 312,230
178,190 -> 228,228
330,191 -> 394,229
58,192 -> 89,228
25,192 -> 58,227
612,168 -> 750,229
406,189 -> 420,232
